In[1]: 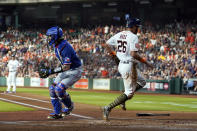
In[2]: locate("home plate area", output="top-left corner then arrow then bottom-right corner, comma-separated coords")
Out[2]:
0,92 -> 197,131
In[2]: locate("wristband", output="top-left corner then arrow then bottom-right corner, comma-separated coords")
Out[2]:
110,51 -> 116,56
139,58 -> 146,63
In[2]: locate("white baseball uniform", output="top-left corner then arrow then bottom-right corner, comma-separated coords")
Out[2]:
106,30 -> 146,96
7,59 -> 21,93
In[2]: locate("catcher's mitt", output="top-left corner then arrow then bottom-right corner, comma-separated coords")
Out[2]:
38,65 -> 50,78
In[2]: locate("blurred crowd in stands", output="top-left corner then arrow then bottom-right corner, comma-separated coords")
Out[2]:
0,20 -> 196,82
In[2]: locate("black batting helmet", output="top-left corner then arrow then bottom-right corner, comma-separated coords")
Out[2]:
126,18 -> 141,28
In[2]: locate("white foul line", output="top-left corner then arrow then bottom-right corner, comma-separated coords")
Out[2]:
0,94 -> 94,119
0,97 -> 51,111
3,93 -> 50,103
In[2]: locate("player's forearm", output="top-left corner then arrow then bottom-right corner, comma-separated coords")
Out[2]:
49,67 -> 63,75
131,51 -> 148,65
105,44 -> 115,55
132,52 -> 153,68
50,64 -> 70,74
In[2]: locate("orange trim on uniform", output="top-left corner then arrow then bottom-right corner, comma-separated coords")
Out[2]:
140,58 -> 147,63
110,51 -> 116,56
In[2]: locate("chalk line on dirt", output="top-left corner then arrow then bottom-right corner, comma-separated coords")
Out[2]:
0,94 -> 94,119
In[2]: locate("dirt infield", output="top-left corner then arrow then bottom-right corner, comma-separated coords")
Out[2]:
0,91 -> 197,131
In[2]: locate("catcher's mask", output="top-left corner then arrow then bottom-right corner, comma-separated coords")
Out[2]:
46,26 -> 63,46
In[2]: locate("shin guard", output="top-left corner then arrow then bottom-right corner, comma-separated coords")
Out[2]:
60,92 -> 72,108
49,84 -> 62,114
55,83 -> 72,108
51,98 -> 62,114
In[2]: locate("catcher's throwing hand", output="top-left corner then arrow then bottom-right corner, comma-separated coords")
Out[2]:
38,66 -> 51,78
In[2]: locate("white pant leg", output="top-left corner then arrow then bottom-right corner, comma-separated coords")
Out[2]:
118,62 -> 134,96
7,73 -> 12,92
123,73 -> 136,96
118,62 -> 145,97
7,72 -> 17,92
12,72 -> 17,92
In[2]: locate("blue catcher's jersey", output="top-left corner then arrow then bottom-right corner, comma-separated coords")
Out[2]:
54,40 -> 82,69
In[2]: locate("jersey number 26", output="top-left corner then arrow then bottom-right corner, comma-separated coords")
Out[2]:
117,40 -> 127,53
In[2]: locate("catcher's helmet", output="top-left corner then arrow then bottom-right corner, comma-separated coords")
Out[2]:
126,18 -> 141,28
46,26 -> 63,46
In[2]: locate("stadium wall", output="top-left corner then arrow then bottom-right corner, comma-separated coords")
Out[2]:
0,77 -> 185,94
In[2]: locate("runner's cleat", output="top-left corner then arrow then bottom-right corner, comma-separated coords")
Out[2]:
102,106 -> 110,121
47,113 -> 63,120
120,102 -> 126,111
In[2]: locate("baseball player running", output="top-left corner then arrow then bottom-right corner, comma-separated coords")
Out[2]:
6,54 -> 21,93
38,26 -> 82,119
102,18 -> 153,121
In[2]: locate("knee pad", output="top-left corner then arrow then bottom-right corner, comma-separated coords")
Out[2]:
49,84 -> 56,98
55,83 -> 72,108
55,82 -> 66,98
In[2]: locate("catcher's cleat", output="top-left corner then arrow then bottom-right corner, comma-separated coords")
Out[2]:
102,106 -> 110,121
120,102 -> 126,111
61,104 -> 74,117
47,113 -> 63,120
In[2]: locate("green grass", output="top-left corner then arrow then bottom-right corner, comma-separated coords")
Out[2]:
1,87 -> 197,112
69,91 -> 197,112
0,101 -> 35,112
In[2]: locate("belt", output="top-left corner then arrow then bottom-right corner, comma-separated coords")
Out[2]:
120,60 -> 131,64
9,71 -> 16,72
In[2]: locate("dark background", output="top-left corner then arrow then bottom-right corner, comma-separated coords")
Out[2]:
0,0 -> 196,29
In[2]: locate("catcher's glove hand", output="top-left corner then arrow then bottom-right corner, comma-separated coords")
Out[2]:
38,66 -> 50,78
109,51 -> 120,65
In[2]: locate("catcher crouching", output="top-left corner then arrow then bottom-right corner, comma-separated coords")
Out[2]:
39,26 -> 82,119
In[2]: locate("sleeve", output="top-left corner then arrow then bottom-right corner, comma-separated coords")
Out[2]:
130,35 -> 139,51
106,35 -> 117,46
63,51 -> 72,65
63,57 -> 71,65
